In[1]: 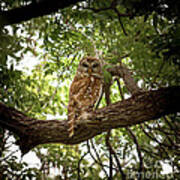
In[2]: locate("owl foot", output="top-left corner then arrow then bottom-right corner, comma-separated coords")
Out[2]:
77,112 -> 100,126
77,112 -> 92,124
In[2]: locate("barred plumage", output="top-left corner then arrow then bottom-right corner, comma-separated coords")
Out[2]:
68,57 -> 103,137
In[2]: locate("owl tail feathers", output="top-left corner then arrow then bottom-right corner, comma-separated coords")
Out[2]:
68,119 -> 75,137
69,131 -> 74,137
68,128 -> 74,137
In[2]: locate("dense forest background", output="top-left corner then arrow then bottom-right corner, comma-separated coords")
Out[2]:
0,0 -> 180,179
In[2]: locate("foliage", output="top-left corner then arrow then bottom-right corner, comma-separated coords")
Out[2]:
0,0 -> 180,179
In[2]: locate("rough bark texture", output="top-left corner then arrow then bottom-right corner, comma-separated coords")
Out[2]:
0,0 -> 84,26
0,86 -> 180,154
108,64 -> 142,95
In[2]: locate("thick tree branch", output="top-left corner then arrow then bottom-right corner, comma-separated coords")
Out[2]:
108,64 -> 142,95
0,0 -> 84,26
0,86 -> 180,154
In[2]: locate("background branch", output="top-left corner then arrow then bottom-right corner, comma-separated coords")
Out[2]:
126,127 -> 143,180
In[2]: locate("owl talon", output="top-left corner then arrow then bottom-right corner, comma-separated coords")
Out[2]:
77,112 -> 92,123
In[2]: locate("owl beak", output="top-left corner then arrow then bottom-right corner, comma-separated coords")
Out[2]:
88,68 -> 92,74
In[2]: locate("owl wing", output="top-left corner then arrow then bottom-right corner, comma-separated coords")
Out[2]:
68,77 -> 89,137
91,78 -> 103,106
69,78 -> 87,96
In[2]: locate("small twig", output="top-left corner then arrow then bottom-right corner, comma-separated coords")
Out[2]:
104,80 -> 113,179
140,124 -> 171,159
105,134 -> 126,180
141,147 -> 159,158
0,149 -> 18,162
143,123 -> 175,148
114,8 -> 128,36
81,0 -> 132,18
104,78 -> 126,179
146,122 -> 180,149
126,127 -> 143,180
107,78 -> 127,180
77,152 -> 88,180
163,116 -> 179,137
156,122 -> 176,147
86,140 -> 109,178
115,78 -> 124,100
117,54 -> 130,63
95,88 -> 104,109
105,131 -> 113,179
90,139 -> 104,164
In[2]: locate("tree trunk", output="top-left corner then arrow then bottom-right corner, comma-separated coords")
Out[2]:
0,86 -> 180,154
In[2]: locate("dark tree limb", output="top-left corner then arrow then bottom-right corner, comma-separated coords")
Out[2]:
0,86 -> 180,155
0,0 -> 84,26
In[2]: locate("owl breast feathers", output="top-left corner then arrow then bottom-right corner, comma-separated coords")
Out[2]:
68,57 -> 103,137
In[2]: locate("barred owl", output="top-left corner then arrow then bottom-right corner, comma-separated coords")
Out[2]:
68,57 -> 103,137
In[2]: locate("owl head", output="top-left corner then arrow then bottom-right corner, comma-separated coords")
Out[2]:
77,56 -> 103,78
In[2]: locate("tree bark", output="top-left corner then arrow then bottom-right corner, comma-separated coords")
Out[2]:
0,0 -> 84,26
0,86 -> 180,154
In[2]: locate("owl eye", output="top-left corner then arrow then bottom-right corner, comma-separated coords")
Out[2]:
82,63 -> 89,68
92,63 -> 99,68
